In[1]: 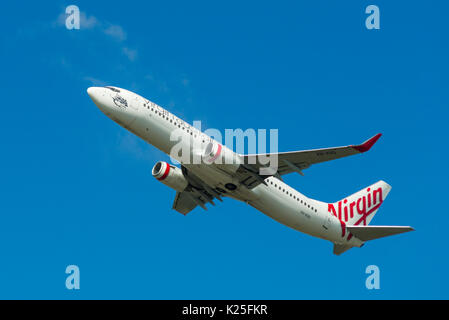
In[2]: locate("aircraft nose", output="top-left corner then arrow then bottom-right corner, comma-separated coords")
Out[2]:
87,87 -> 101,100
87,87 -> 108,111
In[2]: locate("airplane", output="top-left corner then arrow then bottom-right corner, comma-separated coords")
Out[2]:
87,86 -> 414,255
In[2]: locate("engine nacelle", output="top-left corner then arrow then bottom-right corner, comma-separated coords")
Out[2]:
152,161 -> 188,192
203,142 -> 241,172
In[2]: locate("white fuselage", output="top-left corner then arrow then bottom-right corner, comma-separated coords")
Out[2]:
88,86 -> 363,248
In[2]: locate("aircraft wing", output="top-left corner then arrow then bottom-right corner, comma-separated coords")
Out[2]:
242,134 -> 382,176
171,166 -> 225,215
172,191 -> 198,215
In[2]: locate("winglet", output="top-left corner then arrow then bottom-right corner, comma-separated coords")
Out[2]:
351,133 -> 382,153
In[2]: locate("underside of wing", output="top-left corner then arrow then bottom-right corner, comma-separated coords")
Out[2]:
231,165 -> 282,189
171,166 -> 226,215
172,191 -> 198,215
242,133 -> 382,176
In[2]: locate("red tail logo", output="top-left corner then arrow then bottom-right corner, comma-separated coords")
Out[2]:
328,187 -> 384,239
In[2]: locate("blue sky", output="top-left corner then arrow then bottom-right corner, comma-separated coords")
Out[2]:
0,1 -> 448,299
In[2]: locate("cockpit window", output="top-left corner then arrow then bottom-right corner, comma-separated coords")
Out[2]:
104,86 -> 120,93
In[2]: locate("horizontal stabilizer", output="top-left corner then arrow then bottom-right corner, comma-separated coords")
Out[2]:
347,225 -> 415,241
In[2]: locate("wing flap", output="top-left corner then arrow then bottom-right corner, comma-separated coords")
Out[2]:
172,191 -> 198,215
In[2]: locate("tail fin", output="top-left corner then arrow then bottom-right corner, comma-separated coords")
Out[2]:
330,181 -> 415,255
328,180 -> 391,226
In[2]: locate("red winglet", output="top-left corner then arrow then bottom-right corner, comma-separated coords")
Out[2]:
351,133 -> 382,153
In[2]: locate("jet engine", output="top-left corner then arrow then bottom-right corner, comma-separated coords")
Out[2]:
152,161 -> 188,192
202,142 -> 241,172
